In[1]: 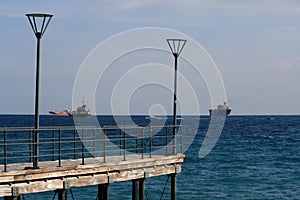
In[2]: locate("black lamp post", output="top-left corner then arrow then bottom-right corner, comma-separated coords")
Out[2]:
166,39 -> 186,154
26,13 -> 53,169
167,38 -> 186,200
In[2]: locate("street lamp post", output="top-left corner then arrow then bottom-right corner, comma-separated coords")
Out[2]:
167,38 -> 186,200
26,13 -> 53,169
166,39 -> 186,154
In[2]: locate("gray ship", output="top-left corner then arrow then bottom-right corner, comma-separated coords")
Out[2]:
69,99 -> 91,117
209,102 -> 231,116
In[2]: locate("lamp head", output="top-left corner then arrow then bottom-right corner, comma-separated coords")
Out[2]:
26,13 -> 53,39
166,39 -> 187,57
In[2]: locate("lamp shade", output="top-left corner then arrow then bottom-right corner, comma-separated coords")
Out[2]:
26,13 -> 53,37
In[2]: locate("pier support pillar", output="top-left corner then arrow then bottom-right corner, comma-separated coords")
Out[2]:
171,174 -> 177,200
98,183 -> 110,200
139,178 -> 145,200
132,179 -> 138,200
56,189 -> 67,200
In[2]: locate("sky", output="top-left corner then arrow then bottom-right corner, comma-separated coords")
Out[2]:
1,0 -> 300,115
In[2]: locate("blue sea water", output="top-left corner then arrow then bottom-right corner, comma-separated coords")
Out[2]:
0,115 -> 299,199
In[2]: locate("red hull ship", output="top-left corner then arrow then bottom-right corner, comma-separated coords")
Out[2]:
49,110 -> 69,116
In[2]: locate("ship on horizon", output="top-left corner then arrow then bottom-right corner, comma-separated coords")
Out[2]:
49,98 -> 91,117
49,110 -> 70,116
209,102 -> 231,116
68,99 -> 91,118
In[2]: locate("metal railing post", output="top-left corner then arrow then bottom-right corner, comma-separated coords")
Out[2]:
142,128 -> 144,159
33,129 -> 39,169
172,125 -> 176,155
73,129 -> 76,159
58,129 -> 61,167
135,128 -> 138,154
93,128 -> 96,157
166,127 -> 168,156
52,129 -> 55,161
119,129 -> 122,156
180,125 -> 183,153
123,128 -> 126,161
81,129 -> 85,165
29,129 -> 33,162
149,127 -> 152,158
3,128 -> 7,172
102,128 -> 106,163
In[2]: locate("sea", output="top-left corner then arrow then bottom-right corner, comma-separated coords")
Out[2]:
0,115 -> 299,200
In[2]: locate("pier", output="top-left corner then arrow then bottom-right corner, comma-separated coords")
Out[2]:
0,125 -> 184,199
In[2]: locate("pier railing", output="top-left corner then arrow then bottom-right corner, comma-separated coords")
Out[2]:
0,125 -> 182,172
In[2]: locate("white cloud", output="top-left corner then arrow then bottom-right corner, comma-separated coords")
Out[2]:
111,0 -> 160,11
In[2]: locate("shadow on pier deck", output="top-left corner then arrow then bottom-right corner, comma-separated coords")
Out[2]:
0,126 -> 184,200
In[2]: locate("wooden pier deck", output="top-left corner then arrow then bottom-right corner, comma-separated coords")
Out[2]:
0,126 -> 184,199
0,154 -> 184,197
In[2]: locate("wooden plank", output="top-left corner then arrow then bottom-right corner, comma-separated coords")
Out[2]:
0,154 -> 183,176
0,154 -> 184,184
17,179 -> 63,194
66,174 -> 108,187
0,185 -> 11,197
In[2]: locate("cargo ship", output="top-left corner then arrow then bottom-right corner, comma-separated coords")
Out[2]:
209,102 -> 231,116
68,100 -> 91,117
